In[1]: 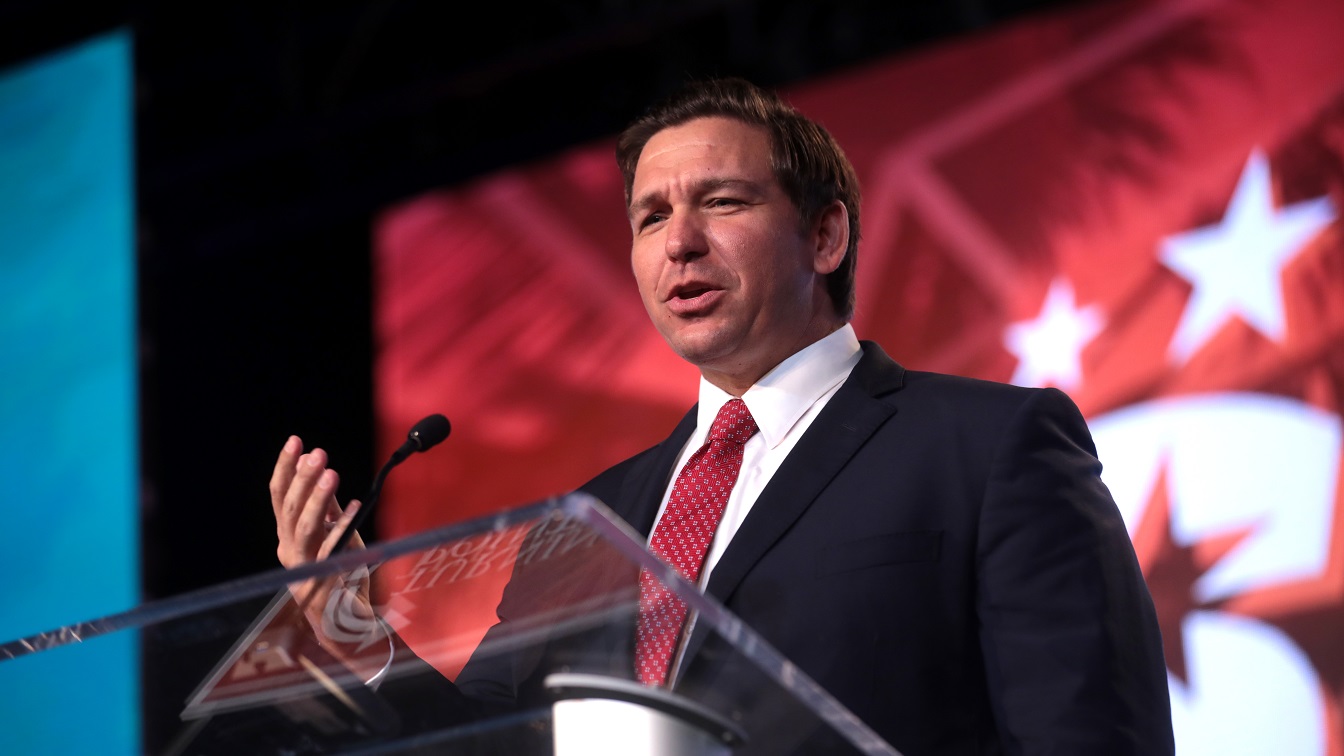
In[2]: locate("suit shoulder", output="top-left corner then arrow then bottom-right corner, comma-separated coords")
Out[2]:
898,369 -> 1040,407
895,370 -> 1087,434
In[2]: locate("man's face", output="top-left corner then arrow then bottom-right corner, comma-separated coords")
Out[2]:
628,116 -> 842,392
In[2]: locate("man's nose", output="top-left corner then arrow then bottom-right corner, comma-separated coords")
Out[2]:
664,212 -> 708,263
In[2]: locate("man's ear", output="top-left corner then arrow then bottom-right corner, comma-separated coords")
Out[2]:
811,199 -> 849,275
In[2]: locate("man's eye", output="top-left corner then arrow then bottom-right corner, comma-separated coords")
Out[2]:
640,213 -> 665,229
709,197 -> 741,207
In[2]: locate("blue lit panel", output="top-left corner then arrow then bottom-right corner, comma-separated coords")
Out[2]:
0,30 -> 137,754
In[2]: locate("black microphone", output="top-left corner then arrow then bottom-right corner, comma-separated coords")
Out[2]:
389,413 -> 451,464
329,413 -> 451,556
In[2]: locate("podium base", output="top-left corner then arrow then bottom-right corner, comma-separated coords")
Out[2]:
546,672 -> 747,756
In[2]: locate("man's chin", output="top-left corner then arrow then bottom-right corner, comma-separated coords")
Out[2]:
664,332 -> 738,372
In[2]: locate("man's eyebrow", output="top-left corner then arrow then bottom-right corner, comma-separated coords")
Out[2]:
628,177 -> 765,217
627,193 -> 660,218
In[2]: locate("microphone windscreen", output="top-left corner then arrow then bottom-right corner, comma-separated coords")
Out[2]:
407,413 -> 451,451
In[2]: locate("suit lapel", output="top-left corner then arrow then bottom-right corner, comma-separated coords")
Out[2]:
673,344 -> 905,687
703,342 -> 906,605
582,346 -> 906,689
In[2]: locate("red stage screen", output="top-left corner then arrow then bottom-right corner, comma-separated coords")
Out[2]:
374,0 -> 1344,750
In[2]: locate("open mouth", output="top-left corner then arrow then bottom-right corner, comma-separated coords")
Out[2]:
666,284 -> 722,314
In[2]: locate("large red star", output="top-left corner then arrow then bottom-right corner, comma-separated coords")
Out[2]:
1130,460 -> 1256,684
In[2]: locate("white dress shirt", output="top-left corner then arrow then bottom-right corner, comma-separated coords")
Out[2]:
649,323 -> 863,586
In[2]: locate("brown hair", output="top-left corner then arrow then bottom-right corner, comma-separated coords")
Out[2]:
616,77 -> 861,319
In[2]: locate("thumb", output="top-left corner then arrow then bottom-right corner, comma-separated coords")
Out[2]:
319,499 -> 363,558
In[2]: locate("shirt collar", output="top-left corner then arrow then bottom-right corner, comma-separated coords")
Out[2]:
695,324 -> 862,450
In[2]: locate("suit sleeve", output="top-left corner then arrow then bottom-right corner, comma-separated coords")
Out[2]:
975,388 -> 1174,755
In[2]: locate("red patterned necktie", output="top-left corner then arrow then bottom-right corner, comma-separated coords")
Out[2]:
635,398 -> 759,686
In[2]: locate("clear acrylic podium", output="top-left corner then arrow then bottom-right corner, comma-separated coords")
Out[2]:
0,494 -> 900,755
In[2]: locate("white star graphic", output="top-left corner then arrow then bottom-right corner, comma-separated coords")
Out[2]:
1005,277 -> 1104,390
1160,149 -> 1336,363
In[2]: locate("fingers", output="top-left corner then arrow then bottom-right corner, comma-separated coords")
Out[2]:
275,444 -> 345,569
294,461 -> 340,542
270,435 -> 303,519
271,434 -> 371,572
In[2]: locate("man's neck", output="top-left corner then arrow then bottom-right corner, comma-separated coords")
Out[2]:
699,321 -> 851,397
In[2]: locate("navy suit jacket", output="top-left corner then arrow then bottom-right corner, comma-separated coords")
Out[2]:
556,342 -> 1174,754
448,341 -> 1174,754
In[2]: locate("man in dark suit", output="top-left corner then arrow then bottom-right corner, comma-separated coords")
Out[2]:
273,78 -> 1174,754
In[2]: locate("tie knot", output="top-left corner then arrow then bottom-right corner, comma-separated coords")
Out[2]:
707,398 -> 758,445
